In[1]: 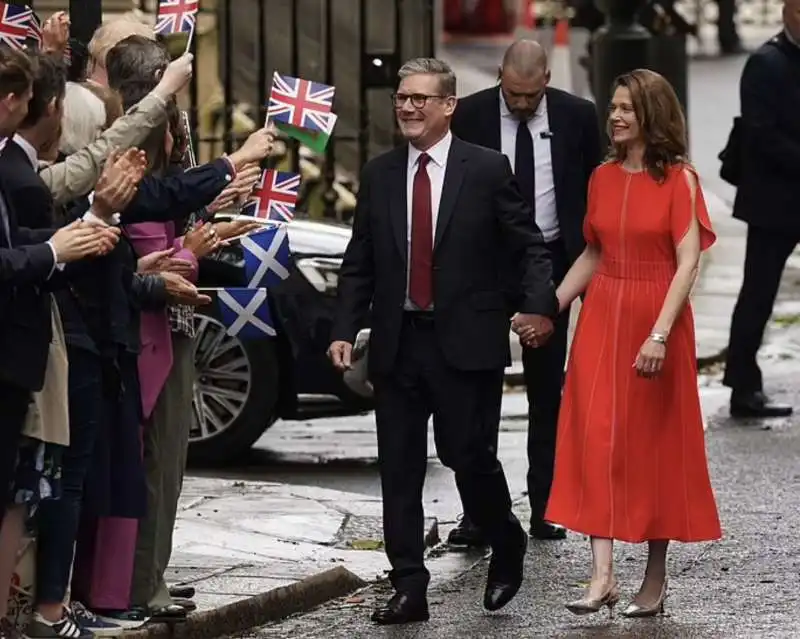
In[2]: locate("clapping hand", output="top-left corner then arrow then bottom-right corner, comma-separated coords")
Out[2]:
93,148 -> 147,221
41,11 -> 69,55
137,248 -> 195,278
182,222 -> 220,258
50,220 -> 121,263
512,313 -> 554,349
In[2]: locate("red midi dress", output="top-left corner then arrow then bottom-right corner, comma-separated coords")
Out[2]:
544,162 -> 722,543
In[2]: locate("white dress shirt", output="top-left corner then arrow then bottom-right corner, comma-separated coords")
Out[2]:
404,131 -> 453,309
498,90 -> 559,242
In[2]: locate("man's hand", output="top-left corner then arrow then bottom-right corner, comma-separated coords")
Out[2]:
327,340 -> 354,371
92,148 -> 146,220
153,53 -> 194,99
182,222 -> 220,258
160,271 -> 212,306
227,125 -> 276,169
136,248 -> 194,278
511,313 -> 554,349
42,11 -> 69,55
212,219 -> 263,242
50,221 -> 121,263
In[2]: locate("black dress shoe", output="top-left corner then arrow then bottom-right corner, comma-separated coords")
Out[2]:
730,391 -> 793,419
371,592 -> 429,625
529,520 -> 567,540
168,585 -> 195,599
447,514 -> 488,548
484,524 -> 527,611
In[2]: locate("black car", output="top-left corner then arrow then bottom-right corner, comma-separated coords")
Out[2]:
189,219 -> 372,464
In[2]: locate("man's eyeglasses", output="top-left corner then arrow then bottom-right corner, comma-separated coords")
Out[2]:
391,93 -> 450,109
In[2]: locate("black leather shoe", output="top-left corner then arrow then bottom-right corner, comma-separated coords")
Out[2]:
730,391 -> 793,419
447,514 -> 488,548
371,592 -> 429,625
484,524 -> 527,611
529,520 -> 567,540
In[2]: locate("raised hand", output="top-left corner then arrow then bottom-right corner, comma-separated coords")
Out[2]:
42,11 -> 70,55
93,151 -> 144,220
153,53 -> 194,99
228,126 -> 276,169
207,163 -> 263,213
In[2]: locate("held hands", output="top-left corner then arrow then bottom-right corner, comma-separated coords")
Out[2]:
634,335 -> 667,379
50,220 -> 121,263
160,271 -> 212,306
511,313 -> 554,349
327,340 -> 353,371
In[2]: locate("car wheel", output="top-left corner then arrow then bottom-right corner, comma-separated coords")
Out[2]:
188,312 -> 280,465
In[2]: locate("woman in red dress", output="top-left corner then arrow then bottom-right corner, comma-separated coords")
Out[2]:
534,69 -> 722,618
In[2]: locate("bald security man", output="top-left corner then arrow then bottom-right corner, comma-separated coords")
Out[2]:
450,39 -> 603,547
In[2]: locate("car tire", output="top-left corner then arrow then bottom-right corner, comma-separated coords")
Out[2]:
188,311 -> 280,465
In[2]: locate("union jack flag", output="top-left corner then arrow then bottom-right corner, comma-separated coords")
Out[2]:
25,7 -> 40,45
154,0 -> 199,37
242,169 -> 300,223
0,3 -> 36,51
267,73 -> 335,134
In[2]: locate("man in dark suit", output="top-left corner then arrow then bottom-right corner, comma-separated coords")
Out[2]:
0,48 -> 118,524
329,57 -> 557,625
449,39 -> 602,545
722,2 -> 800,418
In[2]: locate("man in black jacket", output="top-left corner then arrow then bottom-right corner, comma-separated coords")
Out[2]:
0,48 -> 118,528
449,39 -> 602,545
722,0 -> 800,418
329,57 -> 556,624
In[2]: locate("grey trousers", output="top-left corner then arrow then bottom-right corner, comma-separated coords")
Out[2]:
130,333 -> 194,609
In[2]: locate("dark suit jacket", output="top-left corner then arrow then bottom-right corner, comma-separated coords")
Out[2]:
450,86 -> 603,265
0,140 -> 59,391
733,32 -> 800,231
332,135 -> 557,374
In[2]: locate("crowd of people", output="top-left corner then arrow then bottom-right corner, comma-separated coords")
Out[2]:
0,12 -> 272,639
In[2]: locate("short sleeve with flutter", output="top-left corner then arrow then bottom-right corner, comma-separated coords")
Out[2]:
670,165 -> 716,252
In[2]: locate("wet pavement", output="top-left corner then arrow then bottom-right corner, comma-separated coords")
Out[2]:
234,325 -> 800,638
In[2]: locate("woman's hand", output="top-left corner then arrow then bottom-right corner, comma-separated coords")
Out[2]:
227,124 -> 276,169
212,219 -> 263,242
160,272 -> 212,306
634,336 -> 667,378
137,248 -> 195,278
42,11 -> 70,55
182,222 -> 220,258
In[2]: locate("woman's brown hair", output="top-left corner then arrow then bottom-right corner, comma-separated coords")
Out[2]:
606,69 -> 688,183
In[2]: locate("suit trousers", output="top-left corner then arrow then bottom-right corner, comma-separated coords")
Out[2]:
723,226 -> 800,393
372,314 -> 520,594
0,381 -> 32,521
521,239 -> 570,521
130,333 -> 194,608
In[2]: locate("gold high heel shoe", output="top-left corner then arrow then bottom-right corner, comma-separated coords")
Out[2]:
565,581 -> 620,618
620,578 -> 668,617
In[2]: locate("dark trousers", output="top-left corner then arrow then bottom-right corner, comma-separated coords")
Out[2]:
36,347 -> 104,603
522,239 -> 570,522
373,314 -> 520,595
716,0 -> 739,48
0,381 -> 32,521
723,226 -> 799,393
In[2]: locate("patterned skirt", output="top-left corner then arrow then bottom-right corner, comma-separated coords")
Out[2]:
9,437 -> 64,518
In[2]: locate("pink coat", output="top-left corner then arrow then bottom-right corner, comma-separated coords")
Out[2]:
125,221 -> 198,420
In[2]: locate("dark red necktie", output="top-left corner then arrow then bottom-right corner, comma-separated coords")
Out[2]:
409,153 -> 433,309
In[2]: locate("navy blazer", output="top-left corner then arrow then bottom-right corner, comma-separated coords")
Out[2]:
0,140 -> 59,391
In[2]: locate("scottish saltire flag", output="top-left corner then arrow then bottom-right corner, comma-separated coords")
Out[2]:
267,73 -> 335,134
154,0 -> 199,38
216,288 -> 276,339
241,169 -> 300,223
241,225 -> 291,289
0,3 -> 36,51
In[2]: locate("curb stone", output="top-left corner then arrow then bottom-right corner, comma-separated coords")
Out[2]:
122,567 -> 366,639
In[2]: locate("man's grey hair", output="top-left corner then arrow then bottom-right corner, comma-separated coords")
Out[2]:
398,58 -> 457,96
59,82 -> 106,155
